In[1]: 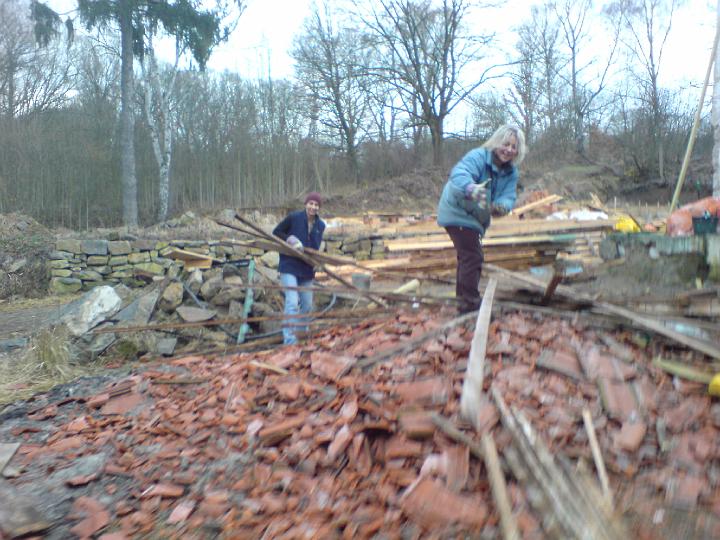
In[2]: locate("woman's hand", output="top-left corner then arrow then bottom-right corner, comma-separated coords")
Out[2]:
287,235 -> 304,252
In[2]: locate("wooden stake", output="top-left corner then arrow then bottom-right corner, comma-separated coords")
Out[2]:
670,24 -> 720,213
481,433 -> 520,540
582,408 -> 613,509
460,279 -> 497,427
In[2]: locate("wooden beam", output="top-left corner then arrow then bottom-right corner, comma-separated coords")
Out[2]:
582,409 -> 613,508
509,194 -> 563,217
460,279 -> 497,426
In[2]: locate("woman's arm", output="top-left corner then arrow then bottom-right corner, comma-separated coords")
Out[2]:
272,214 -> 293,240
448,149 -> 490,191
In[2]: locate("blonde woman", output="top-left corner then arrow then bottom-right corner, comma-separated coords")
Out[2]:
437,125 -> 527,314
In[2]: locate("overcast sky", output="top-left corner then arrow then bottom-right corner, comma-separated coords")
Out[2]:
43,0 -> 716,89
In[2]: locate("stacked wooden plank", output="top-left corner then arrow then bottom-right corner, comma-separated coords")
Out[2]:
321,214 -> 614,278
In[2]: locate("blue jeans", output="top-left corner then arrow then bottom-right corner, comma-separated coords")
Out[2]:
280,273 -> 314,345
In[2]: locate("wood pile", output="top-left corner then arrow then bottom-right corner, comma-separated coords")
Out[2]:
320,195 -> 613,279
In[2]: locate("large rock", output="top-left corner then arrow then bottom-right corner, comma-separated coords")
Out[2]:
159,282 -> 184,312
211,286 -> 245,306
58,285 -> 122,336
199,276 -> 223,301
260,251 -> 279,268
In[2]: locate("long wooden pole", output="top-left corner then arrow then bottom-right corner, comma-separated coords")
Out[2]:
669,26 -> 720,213
229,213 -> 389,307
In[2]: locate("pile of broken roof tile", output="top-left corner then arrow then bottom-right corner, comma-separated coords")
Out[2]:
1,307 -> 719,539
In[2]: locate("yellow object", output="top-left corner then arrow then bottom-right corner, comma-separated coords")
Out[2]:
709,373 -> 720,397
614,216 -> 641,233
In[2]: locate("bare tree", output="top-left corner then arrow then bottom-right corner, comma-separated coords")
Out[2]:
292,4 -> 370,183
609,0 -> 680,183
0,0 -> 74,119
358,0 -> 494,166
554,0 -> 622,154
506,21 -> 544,145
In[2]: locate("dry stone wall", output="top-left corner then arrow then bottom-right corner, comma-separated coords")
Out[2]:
49,233 -> 388,293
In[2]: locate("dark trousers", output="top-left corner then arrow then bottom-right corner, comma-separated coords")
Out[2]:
445,226 -> 483,313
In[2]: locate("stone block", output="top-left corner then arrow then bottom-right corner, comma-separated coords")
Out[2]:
108,241 -> 132,255
81,239 -> 108,255
87,255 -> 109,266
56,239 -> 82,253
49,250 -> 73,260
134,262 -> 165,275
74,269 -> 103,281
109,255 -> 129,266
131,240 -> 156,251
128,252 -> 150,264
50,277 -> 83,294
49,259 -> 70,269
51,269 -> 72,278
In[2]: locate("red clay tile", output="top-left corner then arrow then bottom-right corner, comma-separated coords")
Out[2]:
310,351 -> 355,381
66,416 -> 91,433
69,497 -> 110,538
386,436 -> 423,460
66,473 -> 100,487
167,500 -> 195,524
339,399 -> 359,423
666,474 -> 705,510
597,377 -> 638,420
665,397 -> 709,433
274,377 -> 302,401
398,410 -> 435,439
401,478 -> 487,531
141,483 -> 185,499
87,393 -> 111,409
444,445 -> 469,492
98,533 -> 129,540
327,425 -> 353,461
258,416 -> 306,445
536,349 -> 584,380
100,392 -> 144,415
49,435 -> 84,453
395,377 -> 448,405
614,422 -> 647,453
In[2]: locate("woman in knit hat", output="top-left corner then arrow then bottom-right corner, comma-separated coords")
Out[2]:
272,192 -> 326,345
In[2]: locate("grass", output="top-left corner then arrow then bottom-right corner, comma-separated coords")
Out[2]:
0,326 -> 108,406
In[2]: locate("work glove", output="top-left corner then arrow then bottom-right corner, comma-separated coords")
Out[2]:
491,204 -> 508,217
287,235 -> 304,252
465,183 -> 487,205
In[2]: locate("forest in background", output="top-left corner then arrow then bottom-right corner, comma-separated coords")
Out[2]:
0,0 -> 713,229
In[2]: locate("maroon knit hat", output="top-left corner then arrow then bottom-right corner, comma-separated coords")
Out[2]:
304,192 -> 323,205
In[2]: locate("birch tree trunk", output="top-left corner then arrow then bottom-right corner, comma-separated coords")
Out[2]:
140,37 -> 176,223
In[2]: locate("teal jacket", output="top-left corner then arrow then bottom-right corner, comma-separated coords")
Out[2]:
437,147 -> 518,234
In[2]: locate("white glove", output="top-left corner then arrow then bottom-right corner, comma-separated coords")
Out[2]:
287,235 -> 304,252
465,183 -> 487,205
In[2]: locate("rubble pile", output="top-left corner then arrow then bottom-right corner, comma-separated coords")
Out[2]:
1,306 -> 718,538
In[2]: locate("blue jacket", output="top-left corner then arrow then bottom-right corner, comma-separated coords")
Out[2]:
272,210 -> 326,280
437,147 -> 518,234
